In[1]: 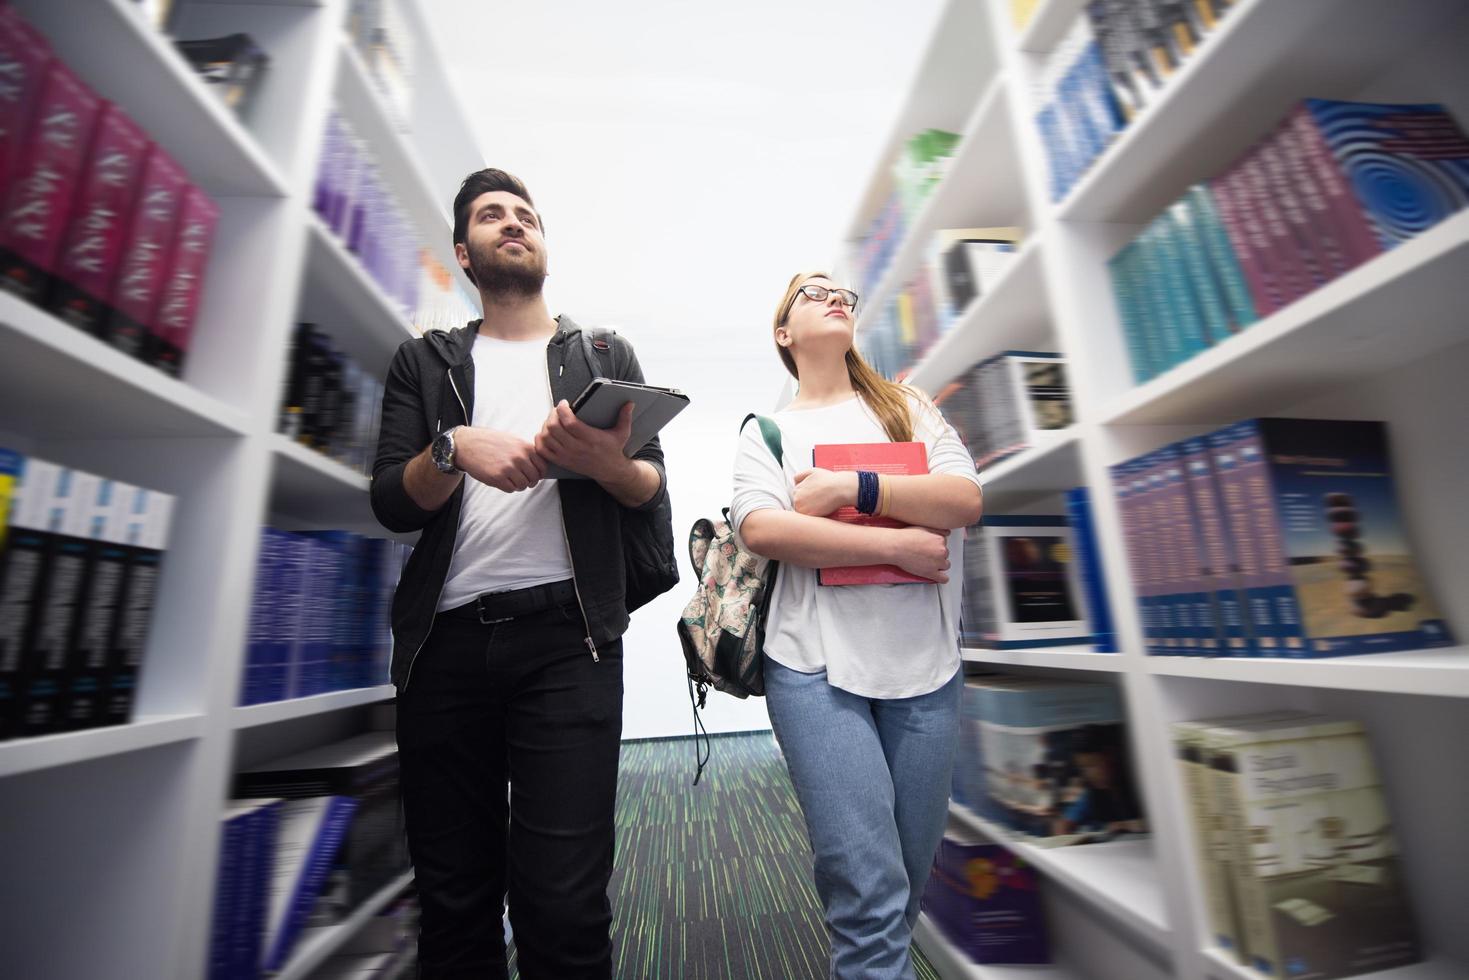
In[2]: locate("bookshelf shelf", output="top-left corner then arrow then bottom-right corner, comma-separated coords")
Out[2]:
0,714 -> 206,779
334,37 -> 460,278
948,802 -> 1170,955
905,238 -> 1050,395
1012,0 -> 1088,55
302,215 -> 417,365
273,869 -> 415,980
961,645 -> 1123,672
0,292 -> 251,441
914,913 -> 1075,980
971,428 -> 1080,512
232,685 -> 396,730
1145,646 -> 1469,699
12,0 -> 289,199
1099,210 -> 1469,426
856,77 -> 1018,332
1203,946 -> 1469,980
270,433 -> 370,511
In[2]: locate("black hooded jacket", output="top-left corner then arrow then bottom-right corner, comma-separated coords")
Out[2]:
370,316 -> 668,690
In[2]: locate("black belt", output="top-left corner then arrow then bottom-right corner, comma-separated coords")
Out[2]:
442,579 -> 578,624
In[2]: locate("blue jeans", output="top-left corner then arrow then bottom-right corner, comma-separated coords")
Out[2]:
764,656 -> 961,980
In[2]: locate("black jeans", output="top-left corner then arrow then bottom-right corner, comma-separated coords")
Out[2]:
396,599 -> 624,979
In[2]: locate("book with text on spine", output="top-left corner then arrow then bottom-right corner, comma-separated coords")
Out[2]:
812,442 -> 929,587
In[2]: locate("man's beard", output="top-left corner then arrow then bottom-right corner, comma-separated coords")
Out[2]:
468,240 -> 547,297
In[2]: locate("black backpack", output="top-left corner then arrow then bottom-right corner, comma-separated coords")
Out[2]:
579,327 -> 679,612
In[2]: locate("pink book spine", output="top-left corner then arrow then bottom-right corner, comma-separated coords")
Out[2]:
103,144 -> 187,359
1273,110 -> 1353,281
0,9 -> 53,200
1239,149 -> 1310,307
1258,133 -> 1329,292
48,102 -> 150,333
1207,165 -> 1279,318
0,61 -> 101,302
149,184 -> 219,376
1289,104 -> 1385,268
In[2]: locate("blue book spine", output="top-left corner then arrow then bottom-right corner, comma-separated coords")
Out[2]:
1152,215 -> 1212,360
242,804 -> 276,980
1107,243 -> 1152,383
1036,106 -> 1065,202
1182,437 -> 1252,657
1229,420 -> 1306,657
264,796 -> 360,972
1065,487 -> 1117,652
1135,225 -> 1185,372
241,530 -> 274,706
1171,440 -> 1224,656
1184,184 -> 1258,333
1167,200 -> 1232,346
208,814 -> 243,980
275,533 -> 306,700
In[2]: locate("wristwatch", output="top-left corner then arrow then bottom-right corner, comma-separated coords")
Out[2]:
431,426 -> 461,475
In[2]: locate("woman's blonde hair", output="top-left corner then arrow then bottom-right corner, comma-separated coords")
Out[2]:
773,270 -> 917,443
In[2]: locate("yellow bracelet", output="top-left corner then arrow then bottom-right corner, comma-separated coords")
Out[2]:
876,475 -> 890,518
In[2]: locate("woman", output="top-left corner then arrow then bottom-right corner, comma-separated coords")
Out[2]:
731,272 -> 983,978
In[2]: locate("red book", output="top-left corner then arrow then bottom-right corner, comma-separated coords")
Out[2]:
0,60 -> 102,303
103,144 -> 187,359
47,102 -> 151,333
148,183 -> 219,376
0,9 -> 53,202
813,441 -> 929,586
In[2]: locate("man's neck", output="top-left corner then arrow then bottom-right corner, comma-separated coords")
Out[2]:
476,290 -> 556,341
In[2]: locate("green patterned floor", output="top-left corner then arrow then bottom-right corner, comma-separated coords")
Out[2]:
510,732 -> 940,979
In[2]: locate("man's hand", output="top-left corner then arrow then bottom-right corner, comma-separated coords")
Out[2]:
886,526 -> 952,583
793,468 -> 858,517
454,426 -> 547,492
535,400 -> 635,483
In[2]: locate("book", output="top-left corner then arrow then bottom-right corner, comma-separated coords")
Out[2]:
0,60 -> 101,304
1206,714 -> 1420,978
1180,437 -> 1252,657
0,455 -> 58,739
99,484 -> 174,727
975,678 -> 1143,844
1304,99 -> 1469,250
811,441 -> 930,586
149,183 -> 219,376
962,516 -> 1090,650
1185,184 -> 1258,333
921,835 -> 1050,964
262,794 -> 361,972
1064,487 -> 1116,652
210,798 -> 282,980
104,144 -> 188,360
56,477 -> 132,729
0,9 -> 53,214
1285,104 -> 1383,270
46,102 -> 151,334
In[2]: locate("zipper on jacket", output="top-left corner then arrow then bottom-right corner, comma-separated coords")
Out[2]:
550,342 -> 598,661
400,368 -> 472,692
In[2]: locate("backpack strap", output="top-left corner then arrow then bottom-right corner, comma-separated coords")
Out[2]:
740,413 -> 783,466
581,325 -> 619,379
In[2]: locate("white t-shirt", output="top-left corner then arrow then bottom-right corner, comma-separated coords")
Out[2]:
437,333 -> 574,611
729,392 -> 981,699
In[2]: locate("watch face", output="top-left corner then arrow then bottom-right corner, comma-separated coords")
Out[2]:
433,431 -> 455,471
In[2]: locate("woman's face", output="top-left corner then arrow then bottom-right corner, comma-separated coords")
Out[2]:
778,277 -> 857,358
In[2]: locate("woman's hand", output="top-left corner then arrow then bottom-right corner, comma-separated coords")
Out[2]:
887,526 -> 952,583
793,468 -> 857,517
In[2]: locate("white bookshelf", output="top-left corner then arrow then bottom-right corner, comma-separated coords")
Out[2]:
274,870 -> 415,980
845,2 -> 1469,979
915,913 -> 1076,980
0,1 -> 479,977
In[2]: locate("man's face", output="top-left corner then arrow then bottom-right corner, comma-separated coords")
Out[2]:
457,190 -> 547,295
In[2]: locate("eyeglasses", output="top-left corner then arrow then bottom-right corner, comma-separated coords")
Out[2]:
797,284 -> 859,309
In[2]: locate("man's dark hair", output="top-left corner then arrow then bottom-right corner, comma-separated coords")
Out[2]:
452,168 -> 540,248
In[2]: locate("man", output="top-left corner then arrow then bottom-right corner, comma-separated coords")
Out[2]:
371,168 -> 668,979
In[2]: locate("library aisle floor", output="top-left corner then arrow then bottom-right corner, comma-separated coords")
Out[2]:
506,733 -> 940,980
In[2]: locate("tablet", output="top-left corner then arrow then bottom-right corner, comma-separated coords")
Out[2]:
545,378 -> 690,479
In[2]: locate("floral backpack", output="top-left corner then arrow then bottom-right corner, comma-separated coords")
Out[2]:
675,414 -> 782,782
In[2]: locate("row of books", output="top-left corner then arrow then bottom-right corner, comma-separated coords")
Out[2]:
1174,710 -> 1419,979
0,5 -> 220,376
0,450 -> 173,741
1109,99 -> 1469,383
279,322 -> 385,477
240,528 -> 408,707
211,732 -> 410,978
851,128 -> 962,293
1036,1 -> 1238,202
859,227 -> 1023,379
920,835 -> 1050,966
1111,418 -> 1455,659
314,108 -> 423,319
935,348 -> 1069,471
954,676 -> 1145,847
